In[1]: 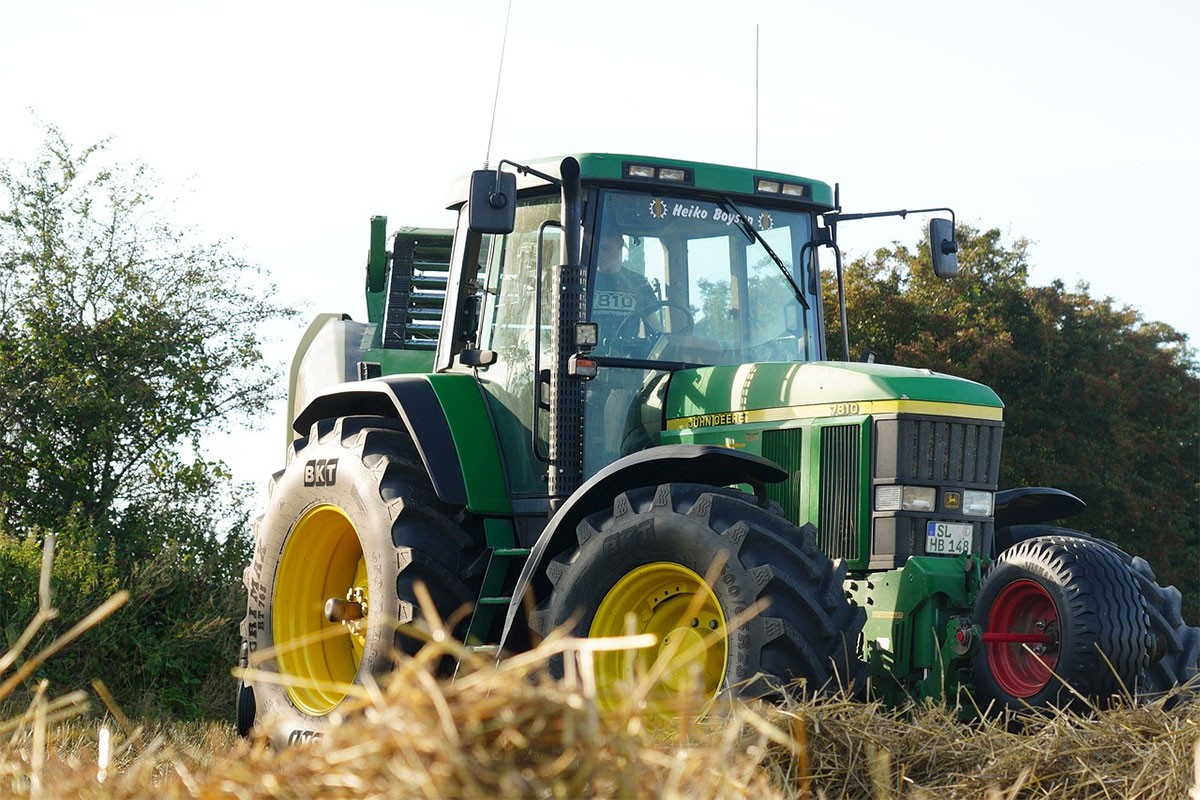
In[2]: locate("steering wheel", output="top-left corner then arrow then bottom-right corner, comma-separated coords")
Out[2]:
614,300 -> 695,341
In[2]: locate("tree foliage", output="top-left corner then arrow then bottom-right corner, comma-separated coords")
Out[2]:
0,126 -> 292,537
0,125 -> 294,716
823,226 -> 1199,617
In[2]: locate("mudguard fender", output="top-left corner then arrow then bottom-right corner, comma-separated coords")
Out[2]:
497,444 -> 787,651
993,486 -> 1086,529
293,375 -> 468,506
993,486 -> 1087,556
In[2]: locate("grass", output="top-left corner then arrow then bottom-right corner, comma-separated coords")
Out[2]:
3,536 -> 1199,799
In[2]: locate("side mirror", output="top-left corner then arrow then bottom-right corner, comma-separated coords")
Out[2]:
929,217 -> 958,278
468,170 -> 517,234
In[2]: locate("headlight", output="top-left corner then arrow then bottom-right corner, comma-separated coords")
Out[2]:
875,486 -> 902,511
902,486 -> 937,511
875,485 -> 936,512
962,489 -> 994,517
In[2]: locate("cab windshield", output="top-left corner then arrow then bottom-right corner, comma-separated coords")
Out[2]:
587,188 -> 821,365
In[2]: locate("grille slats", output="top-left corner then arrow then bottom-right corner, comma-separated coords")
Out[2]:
762,427 -> 803,524
886,417 -> 1002,486
819,424 -> 861,562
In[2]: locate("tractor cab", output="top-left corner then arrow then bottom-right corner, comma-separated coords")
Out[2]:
436,155 -> 832,492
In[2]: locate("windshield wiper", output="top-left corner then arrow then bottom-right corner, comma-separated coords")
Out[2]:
719,195 -> 809,311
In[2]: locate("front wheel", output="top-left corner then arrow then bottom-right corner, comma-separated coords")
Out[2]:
533,483 -> 865,716
240,416 -> 482,745
971,535 -> 1151,712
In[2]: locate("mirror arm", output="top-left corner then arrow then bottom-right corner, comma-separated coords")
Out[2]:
824,206 -> 955,225
497,158 -> 562,187
802,232 -> 851,362
831,241 -> 850,362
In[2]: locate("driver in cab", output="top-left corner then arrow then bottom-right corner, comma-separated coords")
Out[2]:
590,230 -> 659,355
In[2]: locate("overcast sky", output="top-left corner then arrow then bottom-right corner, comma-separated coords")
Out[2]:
2,0 -> 1196,493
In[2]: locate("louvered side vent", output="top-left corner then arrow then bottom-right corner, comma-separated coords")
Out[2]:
896,418 -> 1002,486
819,424 -> 861,561
761,427 -> 804,525
385,231 -> 452,350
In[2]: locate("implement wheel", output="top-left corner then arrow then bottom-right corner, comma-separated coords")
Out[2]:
1000,524 -> 1200,701
534,483 -> 865,716
239,416 -> 481,745
972,535 -> 1150,712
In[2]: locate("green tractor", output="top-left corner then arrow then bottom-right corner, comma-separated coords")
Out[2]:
237,154 -> 1197,744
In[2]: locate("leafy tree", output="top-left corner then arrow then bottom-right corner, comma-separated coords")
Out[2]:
0,125 -> 292,540
823,226 -> 1199,618
0,125 -> 293,716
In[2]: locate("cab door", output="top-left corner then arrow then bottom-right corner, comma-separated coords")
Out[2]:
471,195 -> 561,496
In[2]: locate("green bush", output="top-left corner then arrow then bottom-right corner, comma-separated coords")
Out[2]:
0,495 -> 251,720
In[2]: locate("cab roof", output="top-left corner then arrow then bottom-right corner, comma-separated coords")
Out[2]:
447,153 -> 835,210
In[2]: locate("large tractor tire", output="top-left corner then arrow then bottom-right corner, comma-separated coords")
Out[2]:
972,535 -> 1151,713
998,525 -> 1199,701
533,483 -> 865,716
239,416 -> 483,746
1125,554 -> 1200,698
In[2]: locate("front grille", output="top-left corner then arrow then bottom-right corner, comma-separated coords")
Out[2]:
762,427 -> 803,524
876,416 -> 1002,487
819,424 -> 861,561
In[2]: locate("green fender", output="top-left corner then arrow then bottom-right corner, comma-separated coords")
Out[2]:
496,444 -> 788,650
293,373 -> 511,514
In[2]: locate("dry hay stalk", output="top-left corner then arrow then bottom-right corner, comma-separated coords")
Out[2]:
3,548 -> 1198,799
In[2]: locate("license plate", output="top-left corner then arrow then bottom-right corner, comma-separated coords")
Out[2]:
926,522 -> 973,555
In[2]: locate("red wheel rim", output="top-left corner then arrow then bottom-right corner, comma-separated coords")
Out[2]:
984,579 -> 1060,698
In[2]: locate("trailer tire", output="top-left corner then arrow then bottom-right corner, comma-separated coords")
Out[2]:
533,483 -> 865,715
239,416 -> 482,745
972,535 -> 1150,713
997,524 -> 1199,701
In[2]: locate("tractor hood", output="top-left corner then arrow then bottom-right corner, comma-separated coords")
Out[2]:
663,361 -> 1003,432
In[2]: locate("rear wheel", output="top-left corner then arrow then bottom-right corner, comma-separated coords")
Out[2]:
240,416 -> 482,745
1126,555 -> 1200,698
534,483 -> 865,716
972,535 -> 1150,712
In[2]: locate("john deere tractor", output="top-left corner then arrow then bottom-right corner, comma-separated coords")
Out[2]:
237,154 -> 1197,744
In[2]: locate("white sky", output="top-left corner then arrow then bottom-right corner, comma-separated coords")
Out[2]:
2,0 -> 1197,497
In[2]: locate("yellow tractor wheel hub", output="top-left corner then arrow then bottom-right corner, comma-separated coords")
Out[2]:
589,562 -> 728,712
273,504 -> 368,717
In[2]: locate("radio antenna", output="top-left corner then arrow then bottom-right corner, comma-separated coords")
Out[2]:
484,0 -> 515,169
755,24 -> 760,169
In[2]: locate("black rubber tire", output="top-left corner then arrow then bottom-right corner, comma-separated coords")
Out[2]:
1125,554 -> 1200,698
235,641 -> 255,737
239,416 -> 483,745
235,681 -> 255,738
533,483 -> 866,706
972,535 -> 1151,713
999,524 -> 1199,701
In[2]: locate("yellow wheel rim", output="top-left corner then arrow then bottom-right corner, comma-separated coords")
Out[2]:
589,562 -> 727,714
273,504 -> 368,717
